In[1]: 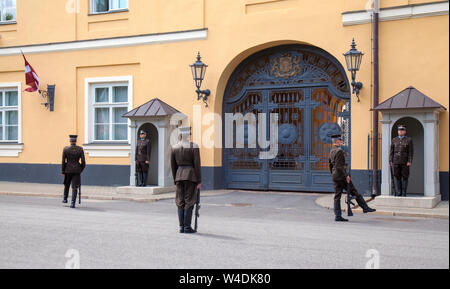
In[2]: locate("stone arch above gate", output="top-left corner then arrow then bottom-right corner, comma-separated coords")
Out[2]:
224,44 -> 351,104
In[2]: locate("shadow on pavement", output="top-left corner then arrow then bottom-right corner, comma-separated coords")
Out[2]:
69,207 -> 106,212
195,232 -> 242,241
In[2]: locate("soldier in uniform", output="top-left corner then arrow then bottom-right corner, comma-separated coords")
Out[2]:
136,130 -> 152,187
62,135 -> 86,209
329,134 -> 376,222
390,125 -> 414,197
170,127 -> 202,234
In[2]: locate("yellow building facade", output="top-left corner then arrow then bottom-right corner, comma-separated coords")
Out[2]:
0,0 -> 448,199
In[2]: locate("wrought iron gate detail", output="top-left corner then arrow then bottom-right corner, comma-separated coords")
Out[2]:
223,45 -> 351,192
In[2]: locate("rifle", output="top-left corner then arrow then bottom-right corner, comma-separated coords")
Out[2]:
351,191 -> 378,210
346,170 -> 378,210
194,188 -> 201,232
78,185 -> 82,205
390,165 -> 398,196
345,177 -> 355,217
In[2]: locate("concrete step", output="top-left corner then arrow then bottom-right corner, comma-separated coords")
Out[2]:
116,186 -> 176,195
373,195 -> 442,209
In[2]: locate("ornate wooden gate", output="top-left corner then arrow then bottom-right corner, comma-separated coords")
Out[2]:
223,45 -> 351,192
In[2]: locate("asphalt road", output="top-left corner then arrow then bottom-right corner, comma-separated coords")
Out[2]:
0,192 -> 448,269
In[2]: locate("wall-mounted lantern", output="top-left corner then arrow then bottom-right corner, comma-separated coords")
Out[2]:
39,85 -> 55,111
344,39 -> 364,102
190,52 -> 210,107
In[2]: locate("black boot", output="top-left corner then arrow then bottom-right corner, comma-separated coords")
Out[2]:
178,208 -> 185,233
334,200 -> 348,222
183,207 -> 196,233
136,172 -> 140,187
402,180 -> 408,197
70,189 -> 78,209
396,179 -> 403,197
141,172 -> 146,187
63,187 -> 69,204
356,195 -> 376,213
142,172 -> 148,187
136,172 -> 142,187
139,172 -> 145,187
336,216 -> 349,222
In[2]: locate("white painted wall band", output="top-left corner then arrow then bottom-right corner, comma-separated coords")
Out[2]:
0,29 -> 208,56
343,2 -> 449,26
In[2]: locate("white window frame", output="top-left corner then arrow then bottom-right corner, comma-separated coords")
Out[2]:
0,82 -> 22,157
0,0 -> 17,24
0,82 -> 21,143
85,76 -> 133,146
90,0 -> 128,14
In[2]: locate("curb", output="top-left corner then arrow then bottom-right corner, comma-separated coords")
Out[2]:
4,190 -> 447,219
315,196 -> 449,220
0,191 -> 174,203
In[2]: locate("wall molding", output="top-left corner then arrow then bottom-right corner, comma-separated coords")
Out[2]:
0,29 -> 208,56
342,1 -> 449,26
0,143 -> 23,157
83,144 -> 131,157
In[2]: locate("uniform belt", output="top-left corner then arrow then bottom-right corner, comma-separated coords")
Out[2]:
179,165 -> 193,168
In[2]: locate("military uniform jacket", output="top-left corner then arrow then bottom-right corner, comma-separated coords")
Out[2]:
62,145 -> 86,174
329,146 -> 348,182
170,142 -> 202,183
136,139 -> 152,162
390,136 -> 413,165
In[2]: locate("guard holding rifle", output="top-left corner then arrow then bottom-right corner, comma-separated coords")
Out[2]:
170,127 -> 202,234
329,134 -> 375,222
390,125 -> 413,197
62,135 -> 86,209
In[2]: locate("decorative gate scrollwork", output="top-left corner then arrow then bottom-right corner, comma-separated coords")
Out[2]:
223,45 -> 351,192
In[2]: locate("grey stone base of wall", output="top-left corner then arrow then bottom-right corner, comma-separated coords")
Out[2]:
440,172 -> 449,201
202,166 -> 224,190
0,164 -> 448,200
0,163 -> 224,189
0,163 -> 130,187
350,169 -> 382,197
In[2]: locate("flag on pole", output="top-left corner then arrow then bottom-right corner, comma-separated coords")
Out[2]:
22,52 -> 40,92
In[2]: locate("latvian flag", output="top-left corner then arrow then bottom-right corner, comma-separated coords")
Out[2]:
22,52 -> 40,92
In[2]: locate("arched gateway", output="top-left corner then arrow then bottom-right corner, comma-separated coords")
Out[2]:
223,45 -> 351,192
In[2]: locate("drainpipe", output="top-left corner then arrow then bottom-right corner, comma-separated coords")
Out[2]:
373,0 -> 380,196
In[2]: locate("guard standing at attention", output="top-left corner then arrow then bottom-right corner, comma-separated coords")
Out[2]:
329,134 -> 376,222
136,130 -> 152,187
390,125 -> 414,197
170,127 -> 202,234
62,135 -> 86,208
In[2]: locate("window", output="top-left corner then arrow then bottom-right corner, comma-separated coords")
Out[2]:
0,88 -> 19,142
84,77 -> 132,157
89,82 -> 130,142
91,0 -> 128,14
0,0 -> 16,23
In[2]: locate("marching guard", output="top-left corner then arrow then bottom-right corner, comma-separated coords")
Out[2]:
62,135 -> 86,209
329,134 -> 376,222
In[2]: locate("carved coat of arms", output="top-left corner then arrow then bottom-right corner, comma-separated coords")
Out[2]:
271,53 -> 302,79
